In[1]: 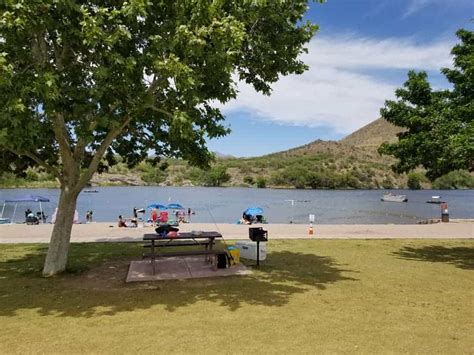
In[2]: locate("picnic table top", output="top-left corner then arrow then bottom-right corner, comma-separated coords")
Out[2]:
143,231 -> 222,241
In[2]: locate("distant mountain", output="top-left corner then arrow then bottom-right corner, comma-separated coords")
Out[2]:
213,151 -> 235,159
341,118 -> 403,148
213,118 -> 409,189
85,118 -> 409,189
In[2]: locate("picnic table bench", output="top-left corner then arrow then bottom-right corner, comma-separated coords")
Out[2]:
143,232 -> 224,273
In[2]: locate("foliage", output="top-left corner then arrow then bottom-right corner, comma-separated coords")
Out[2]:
432,170 -> 474,189
407,172 -> 425,189
256,176 -> 266,188
243,175 -> 254,185
379,29 -> 474,180
0,1 -> 320,274
200,165 -> 231,187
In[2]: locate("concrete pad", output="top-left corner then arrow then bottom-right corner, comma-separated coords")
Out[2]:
126,256 -> 252,282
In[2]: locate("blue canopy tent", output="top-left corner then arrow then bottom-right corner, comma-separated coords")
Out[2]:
243,207 -> 264,216
1,195 -> 50,224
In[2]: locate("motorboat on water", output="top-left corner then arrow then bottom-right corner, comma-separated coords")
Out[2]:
426,196 -> 445,204
381,193 -> 408,203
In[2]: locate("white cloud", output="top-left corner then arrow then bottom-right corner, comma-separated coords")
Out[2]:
403,0 -> 472,18
221,34 -> 454,136
404,0 -> 431,17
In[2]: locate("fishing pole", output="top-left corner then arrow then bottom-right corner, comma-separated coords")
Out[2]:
206,204 -> 235,265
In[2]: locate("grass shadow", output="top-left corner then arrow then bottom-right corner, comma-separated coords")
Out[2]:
0,243 -> 358,317
393,245 -> 474,270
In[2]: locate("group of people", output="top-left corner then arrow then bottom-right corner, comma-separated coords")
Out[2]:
120,206 -> 194,228
24,208 -> 47,225
118,207 -> 141,228
240,213 -> 265,225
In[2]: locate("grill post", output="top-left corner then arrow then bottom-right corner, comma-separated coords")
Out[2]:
249,227 -> 268,267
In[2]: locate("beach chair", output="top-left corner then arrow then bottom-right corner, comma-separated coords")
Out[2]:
159,211 -> 168,223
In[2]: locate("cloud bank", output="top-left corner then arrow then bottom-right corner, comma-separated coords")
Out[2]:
221,34 -> 454,135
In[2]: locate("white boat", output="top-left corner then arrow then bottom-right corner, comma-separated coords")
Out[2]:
381,193 -> 408,203
426,196 -> 445,204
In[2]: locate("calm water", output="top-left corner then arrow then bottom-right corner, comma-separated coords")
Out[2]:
0,187 -> 472,224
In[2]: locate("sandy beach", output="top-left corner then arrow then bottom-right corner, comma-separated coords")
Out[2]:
0,221 -> 472,243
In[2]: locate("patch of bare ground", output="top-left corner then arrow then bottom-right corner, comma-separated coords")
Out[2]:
61,259 -> 162,292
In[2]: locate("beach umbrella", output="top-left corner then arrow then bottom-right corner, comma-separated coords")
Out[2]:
167,203 -> 184,210
243,207 -> 264,216
147,203 -> 167,210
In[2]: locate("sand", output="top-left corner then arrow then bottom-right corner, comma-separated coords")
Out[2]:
0,221 -> 472,243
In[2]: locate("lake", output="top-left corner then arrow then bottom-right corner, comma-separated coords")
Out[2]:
0,187 -> 472,224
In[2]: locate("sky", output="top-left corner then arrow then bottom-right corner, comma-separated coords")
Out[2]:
206,0 -> 473,158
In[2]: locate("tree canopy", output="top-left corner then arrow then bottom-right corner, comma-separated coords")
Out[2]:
379,29 -> 473,181
0,0 -> 321,275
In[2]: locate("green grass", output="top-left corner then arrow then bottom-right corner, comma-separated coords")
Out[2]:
0,240 -> 473,353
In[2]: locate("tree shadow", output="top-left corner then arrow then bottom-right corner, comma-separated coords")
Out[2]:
0,243 -> 358,317
393,245 -> 474,270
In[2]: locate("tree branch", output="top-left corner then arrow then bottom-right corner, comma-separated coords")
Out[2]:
3,145 -> 63,184
144,103 -> 174,119
51,113 -> 75,171
77,116 -> 134,188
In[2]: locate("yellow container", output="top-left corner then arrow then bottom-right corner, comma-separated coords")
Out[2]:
227,246 -> 240,265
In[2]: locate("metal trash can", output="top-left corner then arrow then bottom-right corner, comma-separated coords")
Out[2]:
440,203 -> 449,223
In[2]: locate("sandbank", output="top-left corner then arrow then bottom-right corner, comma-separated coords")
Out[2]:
0,221 -> 472,243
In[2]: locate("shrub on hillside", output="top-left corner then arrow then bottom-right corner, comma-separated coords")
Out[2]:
256,177 -> 266,188
432,170 -> 474,189
407,172 -> 426,189
243,176 -> 254,185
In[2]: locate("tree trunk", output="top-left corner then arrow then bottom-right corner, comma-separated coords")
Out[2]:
42,186 -> 80,276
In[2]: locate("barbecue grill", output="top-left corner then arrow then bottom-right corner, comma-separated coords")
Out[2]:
249,227 -> 268,266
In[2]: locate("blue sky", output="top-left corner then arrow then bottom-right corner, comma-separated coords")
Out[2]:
206,0 -> 473,158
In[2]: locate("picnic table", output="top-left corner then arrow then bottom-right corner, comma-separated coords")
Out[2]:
143,231 -> 223,273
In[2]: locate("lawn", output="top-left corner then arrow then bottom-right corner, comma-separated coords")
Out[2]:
0,239 -> 473,353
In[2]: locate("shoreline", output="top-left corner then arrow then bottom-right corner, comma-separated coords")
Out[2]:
0,222 -> 472,243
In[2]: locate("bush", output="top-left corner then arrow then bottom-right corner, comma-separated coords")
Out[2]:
256,177 -> 266,188
407,172 -> 424,189
432,170 -> 474,189
25,168 -> 39,181
201,165 -> 231,186
243,176 -> 254,185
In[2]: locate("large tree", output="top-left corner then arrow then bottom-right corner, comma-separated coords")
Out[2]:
0,1 -> 320,276
379,29 -> 473,180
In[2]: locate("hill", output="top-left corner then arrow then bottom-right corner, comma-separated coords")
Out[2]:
0,118 -> 411,189
89,118 -> 409,189
207,118 -> 408,189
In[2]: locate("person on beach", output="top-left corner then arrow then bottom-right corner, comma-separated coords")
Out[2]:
131,207 -> 138,227
86,210 -> 93,223
151,208 -> 158,227
118,215 -> 127,228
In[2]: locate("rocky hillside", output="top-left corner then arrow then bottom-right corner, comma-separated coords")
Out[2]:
1,118 -> 411,189
92,117 -> 409,189
215,118 -> 409,189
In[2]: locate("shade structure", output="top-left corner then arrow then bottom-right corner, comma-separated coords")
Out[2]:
147,203 -> 167,210
2,195 -> 50,224
167,203 -> 184,210
243,207 -> 264,216
5,195 -> 50,203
